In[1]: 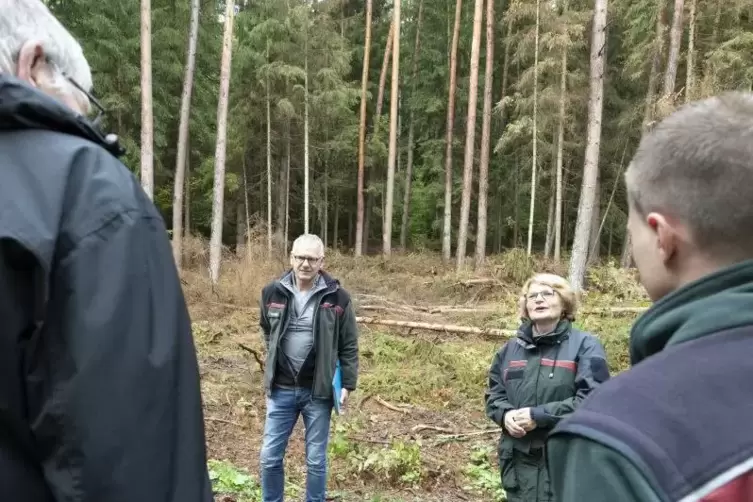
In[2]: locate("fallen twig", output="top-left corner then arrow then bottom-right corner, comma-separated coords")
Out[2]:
374,395 -> 411,414
411,424 -> 457,434
459,278 -> 502,287
205,417 -> 244,427
238,343 -> 266,371
356,317 -> 516,338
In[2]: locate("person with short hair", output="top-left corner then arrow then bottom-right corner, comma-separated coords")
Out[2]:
0,0 -> 212,500
485,273 -> 610,502
548,93 -> 753,501
259,234 -> 359,502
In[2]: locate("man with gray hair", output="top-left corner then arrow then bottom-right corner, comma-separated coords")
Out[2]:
259,233 -> 359,502
547,93 -> 753,501
0,1 -> 212,500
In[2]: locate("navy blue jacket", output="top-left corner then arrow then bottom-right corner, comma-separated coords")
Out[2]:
548,260 -> 753,502
0,75 -> 212,501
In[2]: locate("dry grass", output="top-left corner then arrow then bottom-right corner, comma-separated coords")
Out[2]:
185,236 -> 649,501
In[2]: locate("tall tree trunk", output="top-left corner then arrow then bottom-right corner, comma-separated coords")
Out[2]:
140,0 -> 154,199
554,2 -> 568,262
625,2 -> 667,268
662,0 -> 685,100
284,147 -> 290,246
355,0 -> 373,256
383,0 -> 401,256
643,2 -> 667,129
184,139 -> 191,236
400,0 -> 424,250
568,0 -> 607,292
236,199 -> 245,257
474,0 -> 494,269
526,0 -> 541,256
587,169 -> 601,265
334,197 -> 340,249
324,163 -> 329,247
266,39 -> 273,256
171,0 -> 199,269
442,0 -> 463,263
208,0 -> 235,284
456,0 -> 484,269
498,18 -> 512,128
303,21 -> 310,234
685,0 -> 697,101
364,19 -> 395,249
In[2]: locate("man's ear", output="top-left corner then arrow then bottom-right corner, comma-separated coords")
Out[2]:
16,40 -> 47,85
647,212 -> 679,265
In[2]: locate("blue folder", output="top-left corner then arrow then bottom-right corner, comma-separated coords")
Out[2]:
332,360 -> 343,415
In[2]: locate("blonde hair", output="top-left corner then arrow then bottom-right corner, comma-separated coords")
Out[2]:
519,273 -> 578,321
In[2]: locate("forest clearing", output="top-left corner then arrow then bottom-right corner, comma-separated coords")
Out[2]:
25,0 -> 752,499
184,238 -> 648,501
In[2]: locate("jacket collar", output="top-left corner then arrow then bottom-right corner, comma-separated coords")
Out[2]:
516,319 -> 571,347
0,74 -> 124,157
277,269 -> 340,295
630,259 -> 753,364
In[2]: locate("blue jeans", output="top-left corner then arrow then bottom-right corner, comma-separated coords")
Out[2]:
260,386 -> 333,502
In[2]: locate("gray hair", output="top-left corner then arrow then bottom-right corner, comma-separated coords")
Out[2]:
0,0 -> 92,102
291,234 -> 325,257
625,92 -> 753,259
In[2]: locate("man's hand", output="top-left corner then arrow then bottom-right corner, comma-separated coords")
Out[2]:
504,410 -> 527,437
513,407 -> 537,432
340,389 -> 350,411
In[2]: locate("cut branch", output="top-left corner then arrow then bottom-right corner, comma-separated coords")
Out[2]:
356,317 -> 516,337
238,343 -> 265,371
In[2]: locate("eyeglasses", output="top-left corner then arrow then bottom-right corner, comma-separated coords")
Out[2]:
64,73 -> 106,128
293,255 -> 322,265
527,290 -> 555,300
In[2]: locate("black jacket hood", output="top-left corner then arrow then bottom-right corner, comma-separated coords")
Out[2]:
0,74 -> 124,157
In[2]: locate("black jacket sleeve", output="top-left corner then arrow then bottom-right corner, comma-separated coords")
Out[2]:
547,434 -> 662,502
338,296 -> 359,391
25,157 -> 213,501
259,286 -> 271,348
531,334 -> 610,428
484,344 -> 515,426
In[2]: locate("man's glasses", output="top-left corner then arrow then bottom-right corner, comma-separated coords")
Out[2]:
64,74 -> 106,127
293,255 -> 322,265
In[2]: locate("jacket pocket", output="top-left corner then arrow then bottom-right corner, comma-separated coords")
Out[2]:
498,441 -> 519,492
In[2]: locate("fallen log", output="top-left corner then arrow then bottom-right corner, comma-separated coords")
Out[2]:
355,316 -> 516,337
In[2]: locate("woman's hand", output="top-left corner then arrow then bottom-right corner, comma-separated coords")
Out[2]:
504,410 -> 527,438
513,407 -> 537,432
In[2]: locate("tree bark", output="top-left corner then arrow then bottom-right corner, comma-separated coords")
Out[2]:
685,0 -> 697,101
355,0 -> 372,256
568,0 -> 607,292
441,0 -> 463,263
140,0 -> 154,199
474,0 -> 494,269
208,0 -> 235,284
526,0 -> 541,256
456,0 -> 484,269
171,0 -> 199,269
661,0 -> 685,100
400,0 -> 424,250
383,0 -> 401,256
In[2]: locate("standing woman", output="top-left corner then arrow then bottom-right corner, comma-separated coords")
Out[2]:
485,274 -> 610,502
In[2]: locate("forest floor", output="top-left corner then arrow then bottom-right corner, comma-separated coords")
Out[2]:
182,241 -> 648,501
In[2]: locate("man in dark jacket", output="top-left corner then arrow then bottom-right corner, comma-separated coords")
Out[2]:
0,1 -> 212,500
548,93 -> 753,501
259,233 -> 359,502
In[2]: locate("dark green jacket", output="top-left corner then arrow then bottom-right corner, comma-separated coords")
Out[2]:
259,270 -> 359,399
548,259 -> 753,502
485,320 -> 610,452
